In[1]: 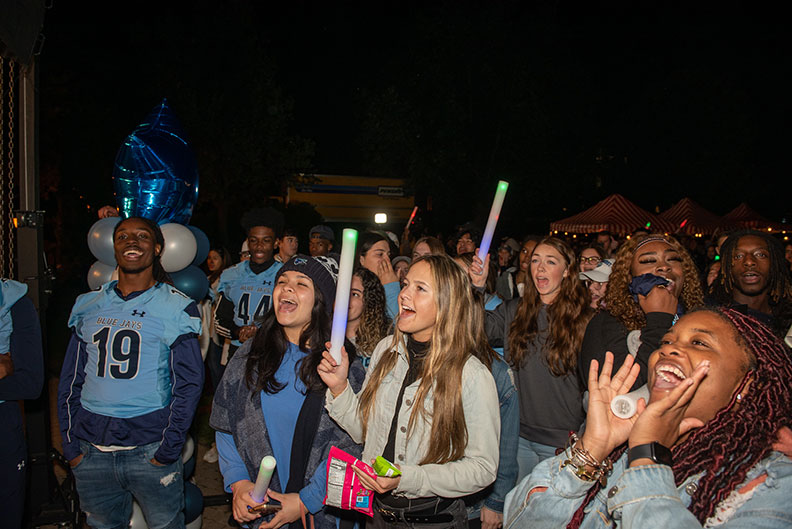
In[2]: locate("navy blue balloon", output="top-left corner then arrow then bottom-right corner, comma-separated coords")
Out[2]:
183,453 -> 196,481
113,99 -> 199,225
183,481 -> 203,523
188,226 -> 210,267
171,265 -> 209,301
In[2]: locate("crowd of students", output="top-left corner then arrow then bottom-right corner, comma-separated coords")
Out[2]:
45,209 -> 792,529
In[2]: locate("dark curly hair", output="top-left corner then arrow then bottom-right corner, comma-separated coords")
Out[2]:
709,230 -> 792,338
568,307 -> 792,527
240,207 -> 284,237
352,268 -> 392,357
603,233 -> 704,331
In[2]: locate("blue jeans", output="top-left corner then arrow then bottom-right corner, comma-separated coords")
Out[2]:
72,440 -> 185,529
516,437 -> 557,485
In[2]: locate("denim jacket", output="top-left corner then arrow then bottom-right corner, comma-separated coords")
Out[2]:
326,335 -> 500,499
466,356 -> 519,515
504,450 -> 792,528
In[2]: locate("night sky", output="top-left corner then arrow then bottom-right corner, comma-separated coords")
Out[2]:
36,1 -> 792,243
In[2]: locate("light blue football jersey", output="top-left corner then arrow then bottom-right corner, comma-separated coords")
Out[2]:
68,281 -> 201,418
0,279 -> 29,403
0,279 -> 28,355
217,260 -> 282,345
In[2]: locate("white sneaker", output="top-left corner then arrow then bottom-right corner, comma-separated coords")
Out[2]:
203,443 -> 218,463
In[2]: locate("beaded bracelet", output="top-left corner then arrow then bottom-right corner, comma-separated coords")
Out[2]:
560,433 -> 612,486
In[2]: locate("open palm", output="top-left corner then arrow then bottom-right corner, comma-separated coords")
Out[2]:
582,352 -> 642,462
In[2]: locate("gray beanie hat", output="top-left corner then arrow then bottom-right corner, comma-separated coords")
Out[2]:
276,254 -> 339,313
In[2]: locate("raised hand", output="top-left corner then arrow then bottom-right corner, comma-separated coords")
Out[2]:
97,205 -> 120,219
638,285 -> 678,315
628,360 -> 710,455
376,258 -> 399,286
317,341 -> 350,397
581,352 -> 642,462
468,251 -> 490,288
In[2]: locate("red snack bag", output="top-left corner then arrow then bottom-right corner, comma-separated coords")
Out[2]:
324,446 -> 377,517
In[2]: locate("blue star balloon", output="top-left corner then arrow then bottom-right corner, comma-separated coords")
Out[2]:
112,99 -> 199,225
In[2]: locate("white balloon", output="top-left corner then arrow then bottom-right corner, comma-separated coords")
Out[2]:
181,435 -> 194,463
129,501 -> 148,529
160,223 -> 198,273
87,261 -> 116,290
87,217 -> 121,265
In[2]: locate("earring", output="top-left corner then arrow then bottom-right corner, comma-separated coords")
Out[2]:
736,393 -> 742,401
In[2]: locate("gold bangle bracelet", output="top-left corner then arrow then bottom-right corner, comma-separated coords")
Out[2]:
561,433 -> 613,486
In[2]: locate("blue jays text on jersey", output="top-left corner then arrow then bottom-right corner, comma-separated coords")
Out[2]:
216,260 -> 282,345
68,282 -> 200,418
58,281 -> 203,464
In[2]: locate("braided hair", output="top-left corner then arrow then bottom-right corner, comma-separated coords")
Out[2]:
709,230 -> 792,337
112,217 -> 171,284
568,307 -> 792,528
672,308 -> 792,522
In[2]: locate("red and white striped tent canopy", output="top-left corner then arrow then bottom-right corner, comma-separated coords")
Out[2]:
723,203 -> 788,233
659,198 -> 736,235
550,194 -> 675,235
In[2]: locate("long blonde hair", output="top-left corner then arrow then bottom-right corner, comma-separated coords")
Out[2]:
357,254 -> 477,465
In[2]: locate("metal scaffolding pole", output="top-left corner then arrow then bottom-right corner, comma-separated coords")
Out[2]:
15,60 -> 54,525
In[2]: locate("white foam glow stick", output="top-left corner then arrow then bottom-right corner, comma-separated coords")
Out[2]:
477,181 -> 509,262
329,229 -> 358,365
250,456 -> 277,503
610,385 -> 650,419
